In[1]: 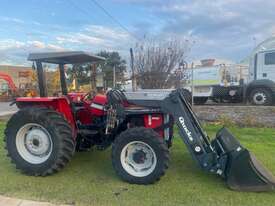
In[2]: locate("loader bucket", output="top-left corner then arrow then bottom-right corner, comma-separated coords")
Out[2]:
216,128 -> 275,192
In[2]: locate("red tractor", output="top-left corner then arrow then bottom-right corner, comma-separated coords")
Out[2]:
4,51 -> 275,191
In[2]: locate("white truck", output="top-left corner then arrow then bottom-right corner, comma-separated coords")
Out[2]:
246,49 -> 275,105
184,64 -> 247,104
186,49 -> 275,105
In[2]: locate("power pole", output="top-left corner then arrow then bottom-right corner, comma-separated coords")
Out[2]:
91,63 -> 97,91
191,62 -> 194,107
113,65 -> 116,88
130,48 -> 136,91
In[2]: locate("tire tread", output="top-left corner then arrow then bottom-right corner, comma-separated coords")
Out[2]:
4,107 -> 75,176
112,127 -> 169,184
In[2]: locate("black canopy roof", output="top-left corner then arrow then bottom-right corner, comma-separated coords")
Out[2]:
28,51 -> 105,64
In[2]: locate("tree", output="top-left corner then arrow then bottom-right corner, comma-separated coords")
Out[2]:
46,69 -> 60,95
66,64 -> 91,90
65,51 -> 126,91
96,51 -> 126,88
133,38 -> 191,89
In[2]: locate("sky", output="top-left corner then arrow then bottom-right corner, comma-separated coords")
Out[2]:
0,0 -> 275,66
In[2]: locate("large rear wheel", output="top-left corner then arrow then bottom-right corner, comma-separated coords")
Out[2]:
249,88 -> 273,106
112,127 -> 169,184
4,107 -> 75,176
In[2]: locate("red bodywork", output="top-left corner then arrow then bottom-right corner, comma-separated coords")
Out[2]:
16,97 -> 78,138
15,94 -> 109,138
75,94 -> 108,125
67,92 -> 86,103
16,93 -> 167,139
144,114 -> 164,137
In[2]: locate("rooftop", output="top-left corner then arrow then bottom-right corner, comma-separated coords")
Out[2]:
28,51 -> 106,64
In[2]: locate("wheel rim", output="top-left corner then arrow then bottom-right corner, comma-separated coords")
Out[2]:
16,123 -> 53,164
253,92 -> 267,105
120,141 -> 157,177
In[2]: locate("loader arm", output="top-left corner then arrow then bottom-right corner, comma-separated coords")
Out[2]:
160,90 -> 221,172
159,89 -> 275,192
113,89 -> 275,191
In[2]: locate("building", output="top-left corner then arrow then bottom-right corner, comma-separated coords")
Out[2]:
192,58 -> 236,68
0,65 -> 33,89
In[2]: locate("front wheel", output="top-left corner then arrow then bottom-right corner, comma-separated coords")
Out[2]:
112,127 -> 169,184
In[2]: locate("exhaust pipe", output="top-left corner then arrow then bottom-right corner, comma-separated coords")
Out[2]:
214,128 -> 275,192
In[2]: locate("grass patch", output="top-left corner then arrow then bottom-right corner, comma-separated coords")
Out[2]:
0,121 -> 275,205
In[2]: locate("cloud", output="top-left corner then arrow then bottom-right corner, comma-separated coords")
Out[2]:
0,40 -> 67,65
56,34 -> 105,45
0,16 -> 25,24
2,1 -> 275,64
55,25 -> 133,55
56,25 -> 131,45
115,0 -> 275,61
0,39 -> 25,50
0,24 -> 133,65
113,0 -> 161,4
31,21 -> 42,26
84,25 -> 130,40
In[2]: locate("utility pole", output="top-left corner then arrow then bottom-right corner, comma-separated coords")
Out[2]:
130,48 -> 136,91
113,65 -> 116,88
191,62 -> 194,107
91,63 -> 97,91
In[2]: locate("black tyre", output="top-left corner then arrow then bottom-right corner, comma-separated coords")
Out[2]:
249,88 -> 273,106
194,97 -> 208,105
4,107 -> 75,176
112,127 -> 169,184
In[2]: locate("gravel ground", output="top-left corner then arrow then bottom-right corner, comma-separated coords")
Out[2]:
0,102 -> 17,120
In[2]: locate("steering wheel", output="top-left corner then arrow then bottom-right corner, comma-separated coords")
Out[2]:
81,91 -> 96,104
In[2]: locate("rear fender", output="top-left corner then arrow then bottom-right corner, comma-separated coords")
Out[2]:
16,97 -> 77,138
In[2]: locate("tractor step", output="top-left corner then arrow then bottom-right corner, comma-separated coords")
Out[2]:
79,129 -> 98,136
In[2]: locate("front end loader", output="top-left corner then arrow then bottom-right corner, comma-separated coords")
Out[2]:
107,89 -> 275,191
3,51 -> 275,192
160,89 -> 275,191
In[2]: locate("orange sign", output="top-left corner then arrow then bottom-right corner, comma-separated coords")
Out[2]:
19,71 -> 31,78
